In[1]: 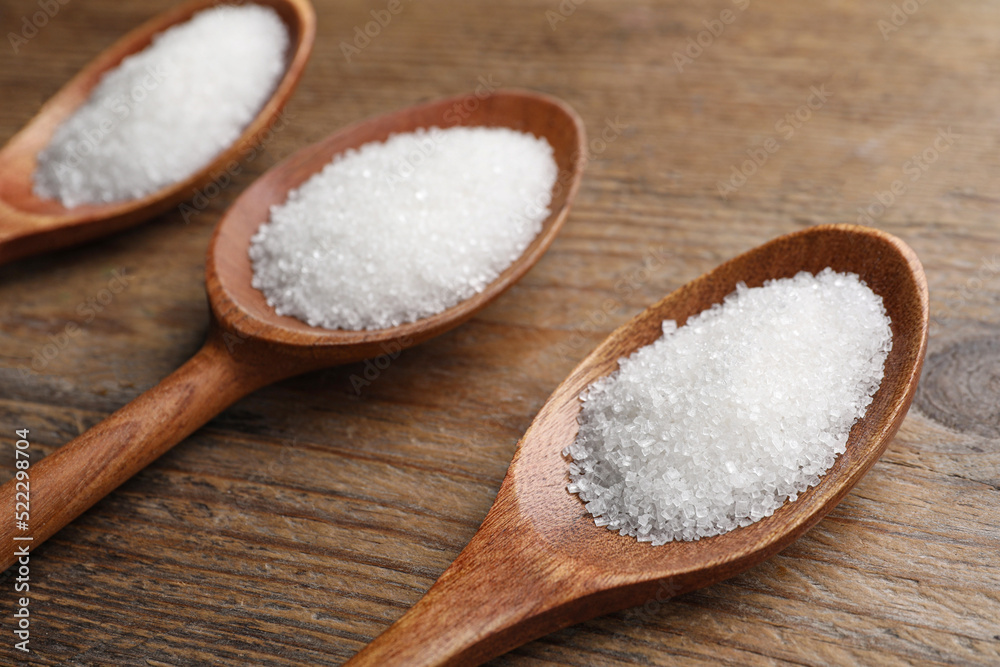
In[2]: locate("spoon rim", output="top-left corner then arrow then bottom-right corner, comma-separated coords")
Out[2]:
0,0 -> 315,231
506,223 -> 929,585
205,88 -> 587,355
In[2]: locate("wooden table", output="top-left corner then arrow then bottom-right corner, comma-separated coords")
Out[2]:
1,0 -> 998,664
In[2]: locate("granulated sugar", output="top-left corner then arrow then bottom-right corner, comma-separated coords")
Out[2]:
565,269 -> 892,545
33,4 -> 288,207
249,126 -> 558,330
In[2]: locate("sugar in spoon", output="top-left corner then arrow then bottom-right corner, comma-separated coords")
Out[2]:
0,0 -> 315,265
0,89 -> 587,569
343,223 -> 929,666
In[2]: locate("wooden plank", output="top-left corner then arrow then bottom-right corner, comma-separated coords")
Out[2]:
1,0 -> 999,664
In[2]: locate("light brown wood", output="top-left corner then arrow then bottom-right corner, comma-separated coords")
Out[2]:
0,330 -> 272,570
0,0 -> 316,265
2,0 -> 1000,665
0,89 -> 586,571
344,224 -> 929,666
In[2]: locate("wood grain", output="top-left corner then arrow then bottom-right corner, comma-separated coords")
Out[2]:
0,88 -> 586,572
345,225 -> 929,666
1,0 -> 999,665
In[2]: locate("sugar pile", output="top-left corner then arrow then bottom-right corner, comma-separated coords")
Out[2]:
249,126 -> 558,330
33,4 -> 289,207
565,269 -> 892,545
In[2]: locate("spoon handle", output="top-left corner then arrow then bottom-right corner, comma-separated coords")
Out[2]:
0,203 -> 93,266
343,496 -> 614,667
0,331 -> 270,569
0,203 -> 37,266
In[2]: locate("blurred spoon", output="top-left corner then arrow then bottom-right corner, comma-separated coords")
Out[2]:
0,0 -> 315,265
343,223 -> 929,667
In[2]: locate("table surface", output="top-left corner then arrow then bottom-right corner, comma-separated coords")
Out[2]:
1,0 -> 998,665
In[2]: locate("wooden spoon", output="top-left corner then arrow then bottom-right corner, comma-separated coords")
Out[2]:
0,89 -> 587,569
0,0 -> 315,265
343,223 -> 929,667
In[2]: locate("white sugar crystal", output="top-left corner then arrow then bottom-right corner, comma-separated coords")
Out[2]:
248,126 -> 558,330
33,4 -> 289,207
565,269 -> 893,544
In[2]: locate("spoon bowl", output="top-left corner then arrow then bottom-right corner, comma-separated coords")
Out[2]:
208,89 -> 587,367
0,89 -> 587,569
344,223 -> 929,667
0,0 -> 315,265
